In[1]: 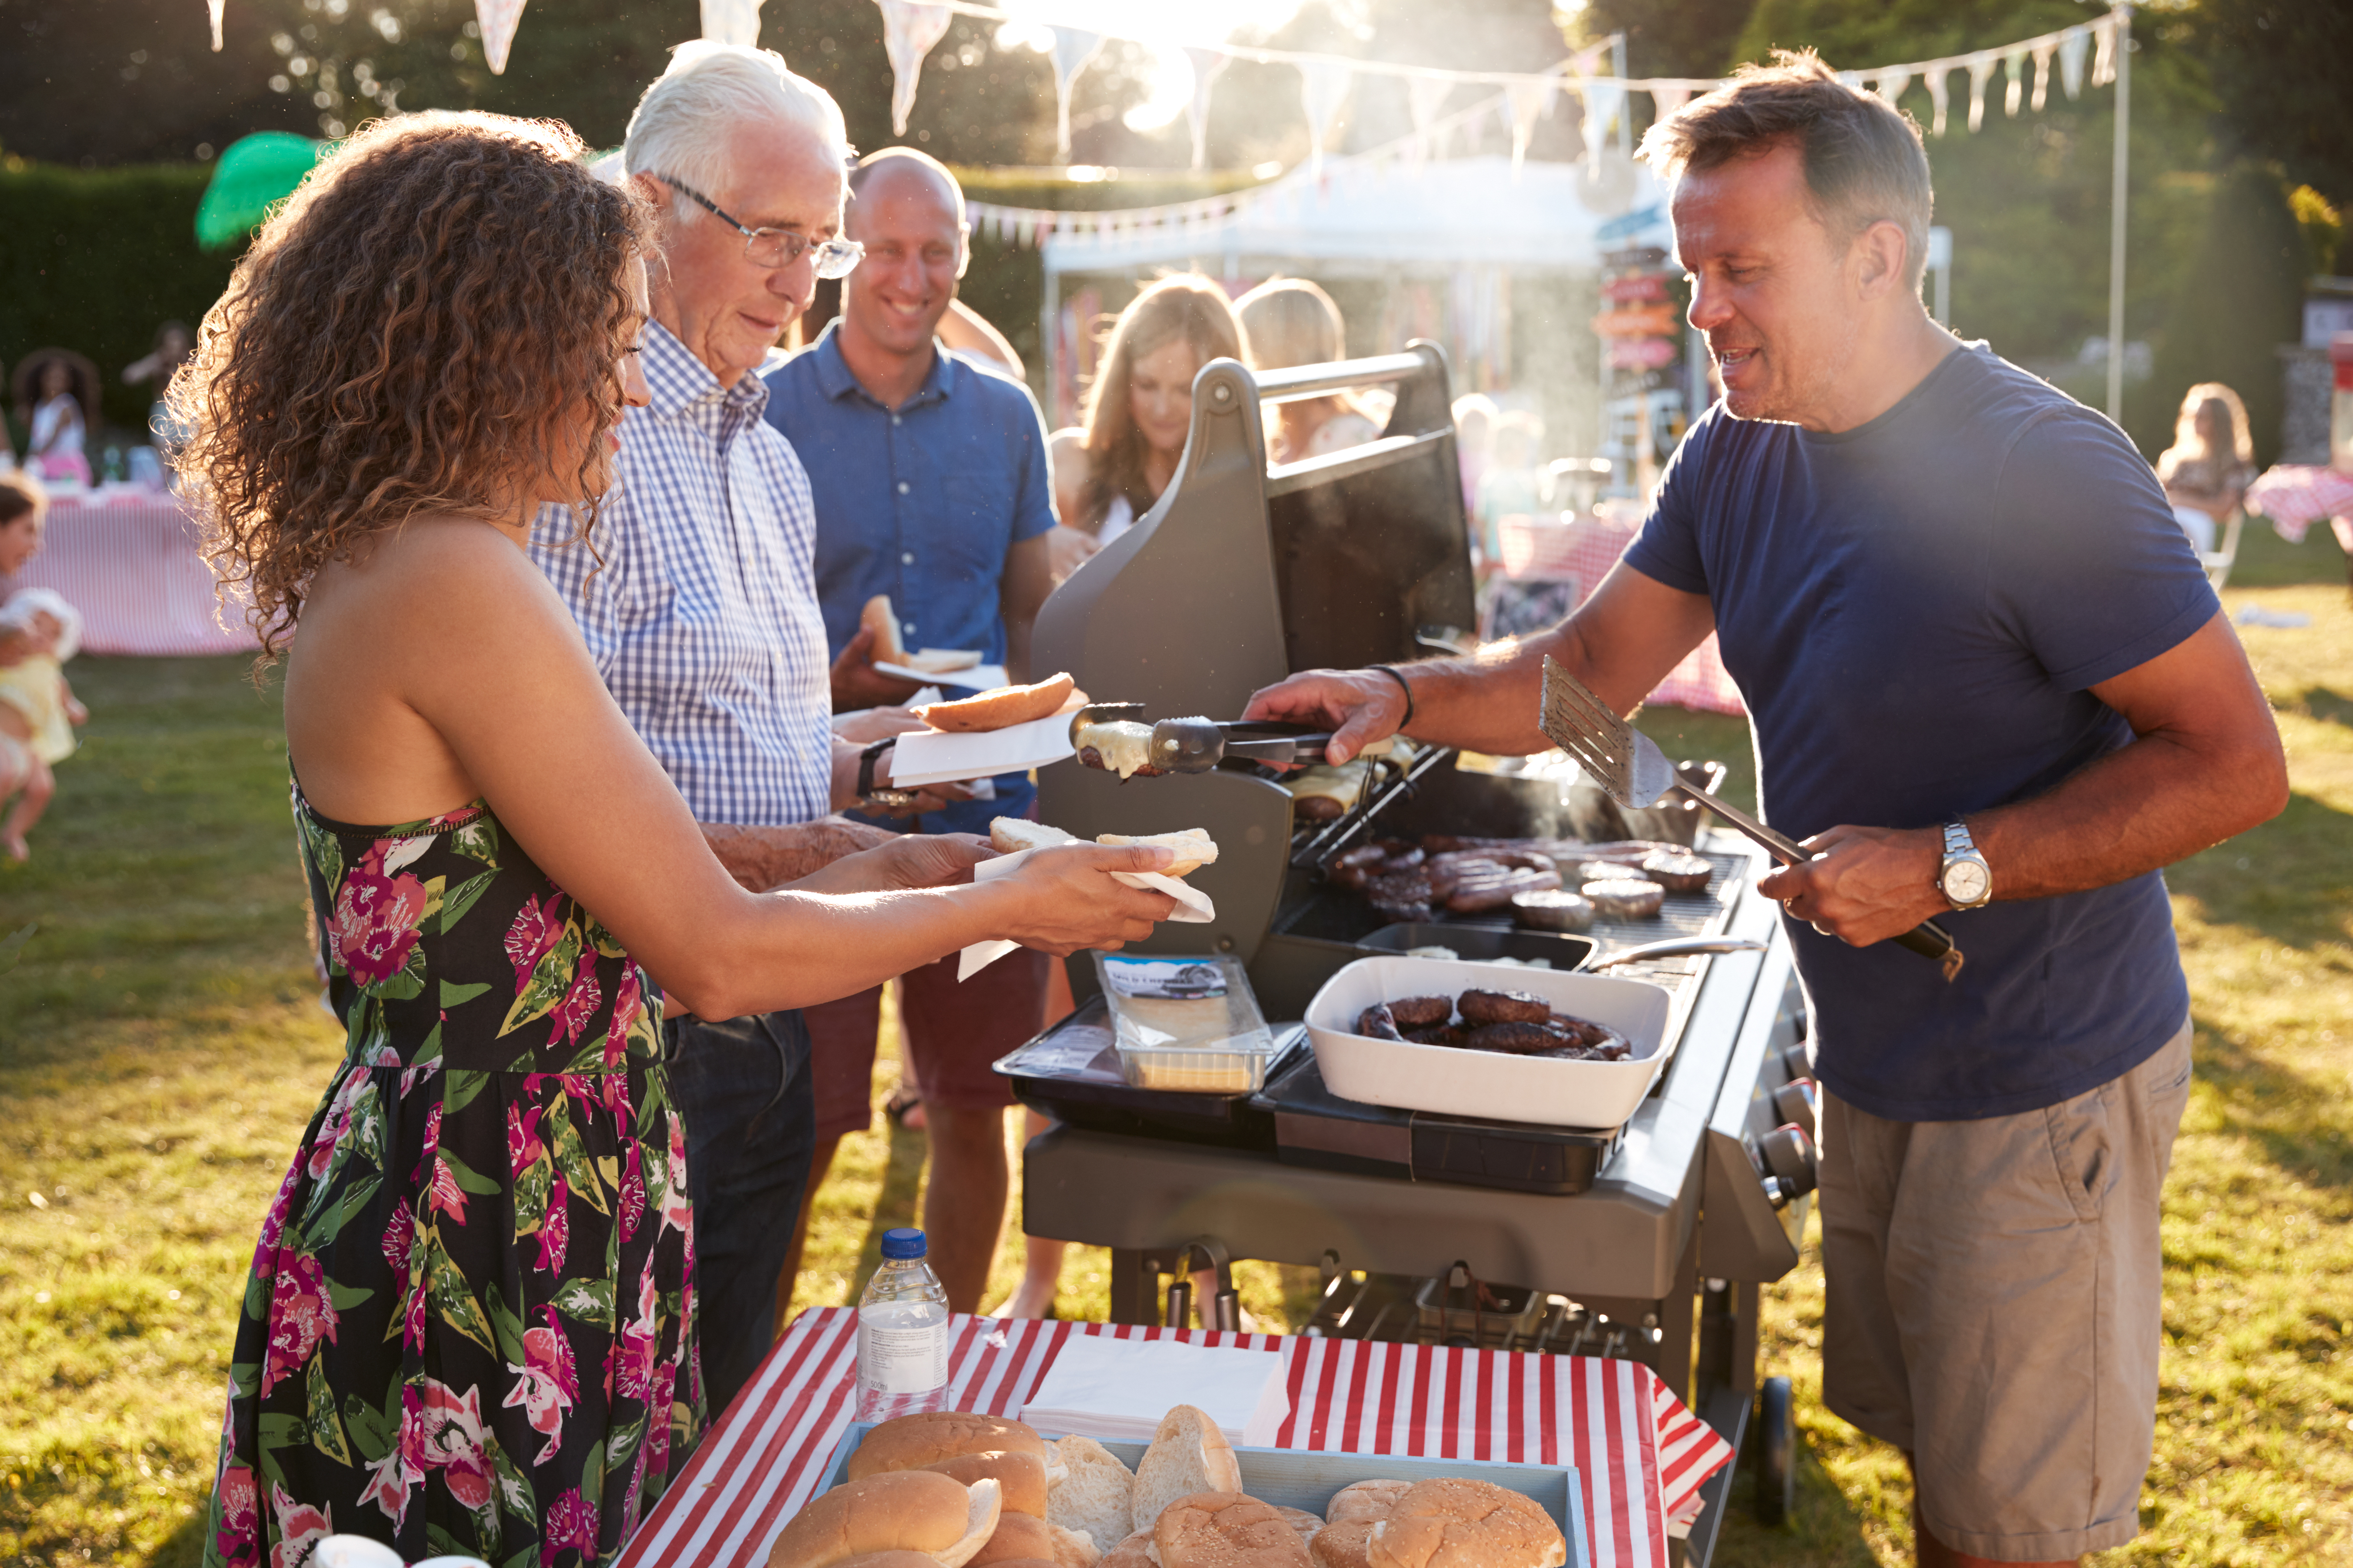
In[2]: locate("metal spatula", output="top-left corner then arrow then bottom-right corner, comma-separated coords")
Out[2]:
1540,658 -> 1963,981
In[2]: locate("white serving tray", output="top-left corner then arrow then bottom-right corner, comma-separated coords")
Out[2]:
816,1421 -> 1590,1564
1304,956 -> 1674,1130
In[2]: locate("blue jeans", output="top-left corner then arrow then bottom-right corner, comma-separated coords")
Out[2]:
664,1008 -> 815,1421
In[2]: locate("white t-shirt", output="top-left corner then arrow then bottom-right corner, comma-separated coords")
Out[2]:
1097,493 -> 1137,547
30,397 -> 83,459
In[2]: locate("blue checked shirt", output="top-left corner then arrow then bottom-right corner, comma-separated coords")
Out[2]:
528,321 -> 834,827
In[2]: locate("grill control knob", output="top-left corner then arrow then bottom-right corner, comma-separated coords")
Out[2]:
1770,1077 -> 1818,1133
1758,1123 -> 1818,1199
1760,1175 -> 1791,1210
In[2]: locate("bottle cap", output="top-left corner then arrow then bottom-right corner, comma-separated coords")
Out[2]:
879,1227 -> 928,1260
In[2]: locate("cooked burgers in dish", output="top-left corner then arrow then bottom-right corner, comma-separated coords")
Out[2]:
1457,989 -> 1552,1026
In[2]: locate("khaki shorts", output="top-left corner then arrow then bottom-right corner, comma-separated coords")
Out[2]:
1818,1017 -> 2193,1562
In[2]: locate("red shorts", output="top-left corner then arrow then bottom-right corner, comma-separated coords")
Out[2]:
804,947 -> 1050,1142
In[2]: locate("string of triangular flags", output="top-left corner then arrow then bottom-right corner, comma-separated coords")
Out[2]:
199,0 -> 2125,170
956,3 -> 2128,255
869,0 -> 2127,167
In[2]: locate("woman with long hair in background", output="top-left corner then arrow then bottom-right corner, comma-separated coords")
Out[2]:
2155,381 -> 2254,557
1236,276 -> 1383,462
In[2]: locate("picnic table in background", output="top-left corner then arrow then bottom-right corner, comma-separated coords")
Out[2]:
1488,511 -> 1745,717
619,1308 -> 1734,1568
0,488 -> 256,657
2247,464 -> 2353,574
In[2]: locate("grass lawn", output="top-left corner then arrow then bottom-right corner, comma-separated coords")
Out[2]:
1,523 -> 2347,1564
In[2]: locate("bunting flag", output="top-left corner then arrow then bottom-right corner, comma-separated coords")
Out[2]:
700,0 -> 762,46
1649,83 -> 1692,121
1966,53 -> 1996,132
2059,25 -> 2091,99
476,0 -> 527,73
1506,75 -> 1559,179
2030,40 -> 2055,112
1297,60 -> 1352,179
878,0 -> 953,135
1406,74 -> 1453,165
208,0 -> 224,50
1049,27 -> 1104,161
1875,66 -> 1912,106
2092,12 -> 2119,87
1926,64 -> 1951,135
1575,78 -> 1626,175
2003,46 -> 2027,116
1183,47 -> 1230,172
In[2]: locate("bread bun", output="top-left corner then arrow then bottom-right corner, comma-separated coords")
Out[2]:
1049,1435 -> 1136,1560
835,1556 -> 945,1568
1322,1481 -> 1412,1526
1095,829 -> 1218,878
847,1413 -> 1047,1482
927,1451 -> 1050,1520
1363,1479 -> 1564,1568
767,1472 -> 1003,1568
916,673 -> 1077,734
990,819 -> 1077,855
1153,1493 -> 1312,1568
971,1512 -> 1102,1566
1096,1533 -> 1159,1568
862,596 -> 907,664
906,648 -> 983,675
1273,1506 -> 1322,1544
1130,1406 -> 1242,1536
1308,1521 -> 1377,1568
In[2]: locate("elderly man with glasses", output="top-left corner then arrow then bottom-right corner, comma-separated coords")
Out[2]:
527,42 -> 976,1418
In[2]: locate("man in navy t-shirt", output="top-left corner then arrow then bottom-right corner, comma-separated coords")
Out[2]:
762,148 -> 1060,1318
1247,53 -> 2284,1568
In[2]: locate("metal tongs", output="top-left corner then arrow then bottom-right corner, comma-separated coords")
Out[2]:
1539,658 -> 1965,981
1068,702 -> 1333,775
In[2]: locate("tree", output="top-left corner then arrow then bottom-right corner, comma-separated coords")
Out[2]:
2188,0 -> 2353,210
1562,0 -> 1759,80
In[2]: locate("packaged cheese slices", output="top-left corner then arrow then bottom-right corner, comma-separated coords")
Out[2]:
1092,953 -> 1275,1093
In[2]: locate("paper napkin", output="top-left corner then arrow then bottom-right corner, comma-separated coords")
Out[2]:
1016,1334 -> 1290,1447
956,848 -> 1214,981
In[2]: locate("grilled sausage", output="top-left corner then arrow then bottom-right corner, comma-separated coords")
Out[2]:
1356,1003 -> 1404,1041
1387,995 -> 1455,1029
1458,988 -> 1553,1025
1403,1024 -> 1468,1048
1443,865 -> 1562,912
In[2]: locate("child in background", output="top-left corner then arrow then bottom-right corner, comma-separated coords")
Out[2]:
0,476 -> 86,861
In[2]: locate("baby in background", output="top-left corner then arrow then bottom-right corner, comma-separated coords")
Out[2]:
0,586 -> 88,861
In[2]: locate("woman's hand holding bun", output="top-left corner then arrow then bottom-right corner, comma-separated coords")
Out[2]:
990,843 -> 1179,956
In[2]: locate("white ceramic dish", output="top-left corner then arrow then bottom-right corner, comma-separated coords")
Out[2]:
1304,955 -> 1675,1130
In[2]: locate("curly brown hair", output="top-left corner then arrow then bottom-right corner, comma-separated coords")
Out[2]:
169,111 -> 653,661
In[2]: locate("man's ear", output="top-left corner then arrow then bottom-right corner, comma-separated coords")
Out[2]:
956,222 -> 972,281
1853,218 -> 1911,301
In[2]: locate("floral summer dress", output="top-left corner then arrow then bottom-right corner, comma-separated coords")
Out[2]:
205,784 -> 700,1568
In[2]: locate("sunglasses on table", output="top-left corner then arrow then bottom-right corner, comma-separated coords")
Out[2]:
657,176 -> 864,279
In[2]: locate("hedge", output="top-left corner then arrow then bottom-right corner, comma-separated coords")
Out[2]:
0,160 -> 238,438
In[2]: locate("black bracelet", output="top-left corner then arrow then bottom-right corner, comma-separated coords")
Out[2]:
1371,664 -> 1415,731
856,737 -> 895,799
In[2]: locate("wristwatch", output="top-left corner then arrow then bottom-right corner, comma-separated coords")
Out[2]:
1937,818 -> 1993,910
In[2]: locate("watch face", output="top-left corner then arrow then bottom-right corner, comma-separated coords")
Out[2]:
1943,859 -> 1991,905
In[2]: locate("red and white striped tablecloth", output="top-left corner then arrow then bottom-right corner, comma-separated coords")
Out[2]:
619,1310 -> 1734,1568
2246,464 -> 2353,555
1,490 -> 255,657
1495,514 -> 1744,718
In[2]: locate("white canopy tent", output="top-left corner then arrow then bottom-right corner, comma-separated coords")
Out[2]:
1036,153 -> 1677,451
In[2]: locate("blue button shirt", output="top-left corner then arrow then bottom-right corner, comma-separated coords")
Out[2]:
763,322 -> 1058,835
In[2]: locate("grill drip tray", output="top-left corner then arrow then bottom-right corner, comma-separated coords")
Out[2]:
1251,1052 -> 1622,1196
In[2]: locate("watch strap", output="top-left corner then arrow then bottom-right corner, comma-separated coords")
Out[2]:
857,737 -> 895,800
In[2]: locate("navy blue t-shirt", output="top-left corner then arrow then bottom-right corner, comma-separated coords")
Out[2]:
1623,344 -> 2217,1121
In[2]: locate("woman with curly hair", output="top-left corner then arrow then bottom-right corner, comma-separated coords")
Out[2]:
175,111 -> 1176,1568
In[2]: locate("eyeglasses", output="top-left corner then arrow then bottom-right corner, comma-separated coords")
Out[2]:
657,176 -> 864,279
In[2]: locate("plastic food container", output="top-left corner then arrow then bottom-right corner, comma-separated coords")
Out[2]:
1094,952 -> 1276,1093
1304,955 -> 1674,1129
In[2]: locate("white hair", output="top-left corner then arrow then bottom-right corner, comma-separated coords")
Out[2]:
623,41 -> 855,221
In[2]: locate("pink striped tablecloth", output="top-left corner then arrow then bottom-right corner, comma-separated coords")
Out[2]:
620,1309 -> 1734,1568
1495,514 -> 1745,717
2,489 -> 255,657
2246,463 -> 2353,554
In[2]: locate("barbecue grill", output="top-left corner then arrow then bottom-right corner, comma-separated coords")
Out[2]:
1019,349 -> 1816,1560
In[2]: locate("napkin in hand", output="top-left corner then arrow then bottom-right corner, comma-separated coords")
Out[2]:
956,848 -> 1214,981
1017,1334 -> 1290,1447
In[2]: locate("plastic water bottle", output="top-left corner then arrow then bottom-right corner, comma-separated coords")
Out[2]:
855,1227 -> 950,1421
